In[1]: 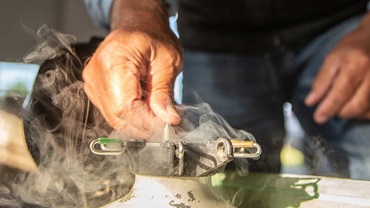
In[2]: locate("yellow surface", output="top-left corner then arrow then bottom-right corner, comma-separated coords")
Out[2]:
280,144 -> 305,167
0,110 -> 37,172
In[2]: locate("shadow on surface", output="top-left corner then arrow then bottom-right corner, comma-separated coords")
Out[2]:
214,172 -> 320,208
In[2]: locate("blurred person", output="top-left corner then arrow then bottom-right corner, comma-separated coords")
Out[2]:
83,0 -> 370,180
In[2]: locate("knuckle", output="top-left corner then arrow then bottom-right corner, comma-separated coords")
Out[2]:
329,95 -> 346,107
352,50 -> 370,67
112,120 -> 128,131
342,99 -> 369,117
338,75 -> 354,88
111,105 -> 127,119
325,51 -> 341,63
341,108 -> 361,118
343,49 -> 370,66
157,48 -> 182,68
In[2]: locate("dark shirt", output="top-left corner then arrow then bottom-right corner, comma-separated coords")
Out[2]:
178,0 -> 368,54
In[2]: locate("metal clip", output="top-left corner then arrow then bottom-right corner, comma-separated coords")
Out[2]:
215,138 -> 233,162
230,140 -> 262,159
90,138 -> 124,156
175,142 -> 185,176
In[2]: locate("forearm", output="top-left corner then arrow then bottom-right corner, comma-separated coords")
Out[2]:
110,0 -> 169,32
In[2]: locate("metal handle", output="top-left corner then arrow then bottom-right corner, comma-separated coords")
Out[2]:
231,140 -> 262,159
89,138 -> 124,155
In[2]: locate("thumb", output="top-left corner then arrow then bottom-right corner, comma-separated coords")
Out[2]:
148,49 -> 182,125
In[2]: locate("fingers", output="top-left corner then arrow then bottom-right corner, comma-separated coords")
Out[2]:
86,88 -> 153,139
305,48 -> 370,123
312,60 -> 364,123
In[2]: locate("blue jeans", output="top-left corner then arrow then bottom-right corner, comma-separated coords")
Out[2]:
181,14 -> 370,180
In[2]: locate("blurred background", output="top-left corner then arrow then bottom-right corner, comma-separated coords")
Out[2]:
0,0 -> 106,110
0,0 -> 106,61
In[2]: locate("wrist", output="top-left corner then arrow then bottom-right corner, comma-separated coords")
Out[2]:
110,0 -> 169,31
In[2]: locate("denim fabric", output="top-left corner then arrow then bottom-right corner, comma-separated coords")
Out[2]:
181,14 -> 370,179
291,14 -> 370,180
182,52 -> 286,173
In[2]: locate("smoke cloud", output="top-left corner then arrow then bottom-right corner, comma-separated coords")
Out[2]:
1,25 -> 133,208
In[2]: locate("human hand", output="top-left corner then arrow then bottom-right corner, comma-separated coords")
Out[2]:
305,21 -> 370,124
82,27 -> 183,139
